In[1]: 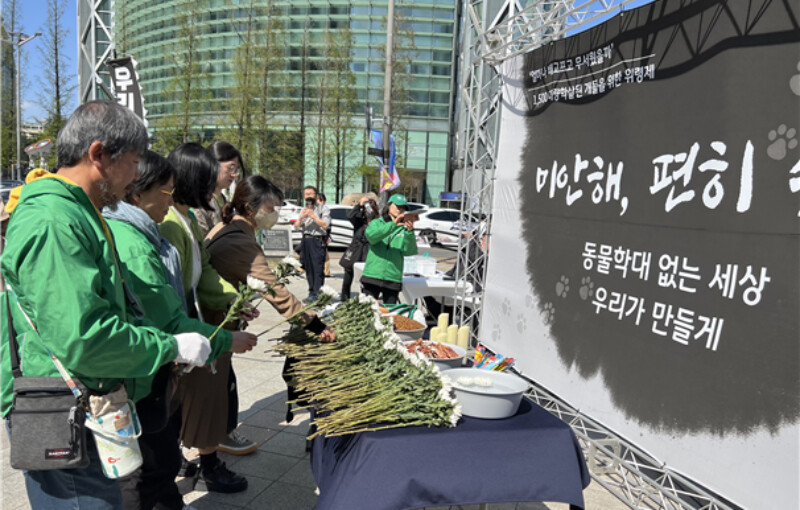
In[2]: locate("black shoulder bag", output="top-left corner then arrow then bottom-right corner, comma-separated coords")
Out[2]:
6,293 -> 90,470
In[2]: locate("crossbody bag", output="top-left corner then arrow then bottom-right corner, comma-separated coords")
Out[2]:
6,292 -> 90,470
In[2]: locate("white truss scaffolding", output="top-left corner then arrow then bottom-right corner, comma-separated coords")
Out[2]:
78,0 -> 115,104
451,1 -> 740,508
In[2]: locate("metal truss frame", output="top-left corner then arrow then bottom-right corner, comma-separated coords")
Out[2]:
78,0 -> 115,104
526,381 -> 738,510
451,1 -> 742,508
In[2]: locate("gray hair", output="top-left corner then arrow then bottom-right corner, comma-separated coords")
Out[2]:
57,100 -> 149,168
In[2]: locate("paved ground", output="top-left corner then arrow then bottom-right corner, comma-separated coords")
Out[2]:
1,249 -> 628,510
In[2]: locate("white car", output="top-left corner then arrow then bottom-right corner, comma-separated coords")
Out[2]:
412,208 -> 482,247
278,199 -> 302,226
289,203 -> 355,249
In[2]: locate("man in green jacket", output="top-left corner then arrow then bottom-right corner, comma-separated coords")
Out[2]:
1,101 -> 212,509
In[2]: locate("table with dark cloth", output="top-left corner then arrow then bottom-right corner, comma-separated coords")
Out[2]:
310,398 -> 591,510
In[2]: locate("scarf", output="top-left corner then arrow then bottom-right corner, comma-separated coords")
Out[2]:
103,201 -> 189,312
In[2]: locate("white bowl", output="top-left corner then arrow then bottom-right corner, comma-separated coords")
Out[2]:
394,327 -> 426,341
442,368 -> 529,419
402,341 -> 466,369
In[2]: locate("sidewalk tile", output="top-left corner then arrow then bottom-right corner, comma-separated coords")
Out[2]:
245,480 -> 318,510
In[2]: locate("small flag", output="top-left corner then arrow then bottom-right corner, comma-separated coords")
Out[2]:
371,129 -> 400,192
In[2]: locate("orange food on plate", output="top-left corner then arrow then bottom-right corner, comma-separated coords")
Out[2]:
405,339 -> 460,359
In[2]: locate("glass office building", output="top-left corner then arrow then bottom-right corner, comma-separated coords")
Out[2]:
109,0 -> 457,202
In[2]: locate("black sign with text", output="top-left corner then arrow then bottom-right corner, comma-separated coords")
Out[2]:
518,0 -> 800,436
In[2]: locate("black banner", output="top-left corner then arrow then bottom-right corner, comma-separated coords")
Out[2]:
518,0 -> 800,437
107,56 -> 146,123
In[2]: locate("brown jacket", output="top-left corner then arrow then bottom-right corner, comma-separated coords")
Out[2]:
204,216 -> 313,327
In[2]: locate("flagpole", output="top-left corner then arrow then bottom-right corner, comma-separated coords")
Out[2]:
379,0 -> 395,209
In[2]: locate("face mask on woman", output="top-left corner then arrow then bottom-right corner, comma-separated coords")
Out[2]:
254,209 -> 280,230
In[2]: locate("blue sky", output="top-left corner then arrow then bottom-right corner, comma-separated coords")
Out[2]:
14,0 -> 79,123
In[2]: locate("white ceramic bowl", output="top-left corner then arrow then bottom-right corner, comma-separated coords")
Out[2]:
402,341 -> 466,369
394,327 -> 427,341
442,367 -> 529,419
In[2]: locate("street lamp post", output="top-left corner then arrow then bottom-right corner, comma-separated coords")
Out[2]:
8,32 -> 41,180
379,0 -> 395,208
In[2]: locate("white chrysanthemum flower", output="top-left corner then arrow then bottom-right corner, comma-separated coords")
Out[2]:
373,318 -> 387,331
281,256 -> 301,269
415,351 -> 429,366
449,404 -> 462,426
358,294 -> 378,305
246,276 -> 267,292
438,387 -> 458,403
319,285 -> 338,298
439,375 -> 453,394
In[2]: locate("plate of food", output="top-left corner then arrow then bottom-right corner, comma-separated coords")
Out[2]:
403,339 -> 466,369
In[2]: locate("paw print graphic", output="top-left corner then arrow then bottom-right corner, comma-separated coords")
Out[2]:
555,276 -> 570,298
767,124 -> 798,161
491,323 -> 502,341
501,297 -> 512,316
516,313 -> 528,334
542,302 -> 555,325
525,293 -> 536,310
579,276 -> 595,301
791,61 -> 800,96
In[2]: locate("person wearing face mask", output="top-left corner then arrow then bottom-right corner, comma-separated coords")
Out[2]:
204,175 -> 335,347
361,194 -> 418,304
195,141 -> 244,238
339,195 -> 379,300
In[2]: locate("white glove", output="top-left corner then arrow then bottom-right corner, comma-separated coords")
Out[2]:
174,333 -> 212,366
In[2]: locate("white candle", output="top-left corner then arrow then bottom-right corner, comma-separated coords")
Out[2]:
438,313 -> 449,332
457,326 -> 470,349
429,327 -> 441,342
447,324 -> 458,345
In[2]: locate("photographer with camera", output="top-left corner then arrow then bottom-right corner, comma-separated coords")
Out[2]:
361,194 -> 418,304
295,186 -> 331,302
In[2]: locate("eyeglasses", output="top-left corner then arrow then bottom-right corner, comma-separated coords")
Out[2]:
160,189 -> 175,197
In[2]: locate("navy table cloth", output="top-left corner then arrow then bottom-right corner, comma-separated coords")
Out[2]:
310,398 -> 591,510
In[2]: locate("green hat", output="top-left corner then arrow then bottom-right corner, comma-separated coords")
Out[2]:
387,194 -> 408,207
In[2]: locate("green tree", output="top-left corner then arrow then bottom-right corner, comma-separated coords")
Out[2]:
151,0 -> 211,154
323,28 -> 358,202
252,7 -> 285,175
1,0 -> 22,176
219,0 -> 261,166
38,0 -> 75,169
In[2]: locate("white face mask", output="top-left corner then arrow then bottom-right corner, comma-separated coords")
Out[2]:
254,209 -> 279,230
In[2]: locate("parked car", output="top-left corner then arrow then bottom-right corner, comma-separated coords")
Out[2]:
278,199 -> 302,226
1,179 -> 24,203
289,203 -> 354,249
404,202 -> 428,212
412,208 -> 482,247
